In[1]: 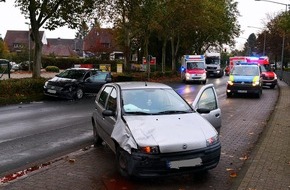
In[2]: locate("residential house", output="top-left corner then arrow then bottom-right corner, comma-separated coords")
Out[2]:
43,38 -> 81,57
4,28 -> 120,58
4,30 -> 46,53
84,27 -> 122,58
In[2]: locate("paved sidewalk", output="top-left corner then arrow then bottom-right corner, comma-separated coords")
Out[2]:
234,80 -> 290,190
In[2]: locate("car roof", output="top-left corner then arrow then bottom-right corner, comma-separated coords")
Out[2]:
67,68 -> 98,71
115,81 -> 172,90
234,64 -> 259,68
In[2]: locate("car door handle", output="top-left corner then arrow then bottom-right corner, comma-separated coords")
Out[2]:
215,113 -> 220,118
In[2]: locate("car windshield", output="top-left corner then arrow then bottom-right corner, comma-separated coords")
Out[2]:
261,64 -> 272,72
205,56 -> 219,65
58,70 -> 87,79
122,88 -> 193,115
187,62 -> 205,69
231,66 -> 259,76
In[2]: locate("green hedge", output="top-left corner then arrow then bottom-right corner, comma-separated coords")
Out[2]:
0,78 -> 47,105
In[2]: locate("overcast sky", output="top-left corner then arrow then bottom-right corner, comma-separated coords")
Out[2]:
0,0 -> 288,50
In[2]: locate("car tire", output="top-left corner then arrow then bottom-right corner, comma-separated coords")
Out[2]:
256,90 -> 262,98
92,122 -> 103,146
116,145 -> 130,177
202,80 -> 206,84
226,92 -> 232,98
75,88 -> 84,99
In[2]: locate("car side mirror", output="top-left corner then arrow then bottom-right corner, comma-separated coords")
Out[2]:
85,78 -> 92,82
107,77 -> 112,82
196,108 -> 211,114
102,110 -> 115,117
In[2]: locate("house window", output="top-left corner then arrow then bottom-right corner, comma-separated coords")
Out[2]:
13,43 -> 24,49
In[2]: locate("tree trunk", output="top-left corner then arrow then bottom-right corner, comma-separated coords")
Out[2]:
161,40 -> 167,73
32,30 -> 42,78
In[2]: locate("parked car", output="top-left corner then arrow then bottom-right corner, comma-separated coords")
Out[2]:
44,68 -> 112,99
92,82 -> 221,178
0,59 -> 11,72
226,63 -> 263,98
11,62 -> 20,71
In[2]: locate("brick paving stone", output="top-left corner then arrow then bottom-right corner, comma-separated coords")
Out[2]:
234,80 -> 290,190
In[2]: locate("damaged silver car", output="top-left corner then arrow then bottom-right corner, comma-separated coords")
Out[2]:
91,82 -> 221,178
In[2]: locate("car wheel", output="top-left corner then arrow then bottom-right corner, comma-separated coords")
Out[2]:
202,80 -> 206,84
75,88 -> 84,99
92,122 -> 103,146
226,92 -> 232,98
116,146 -> 130,177
256,90 -> 262,98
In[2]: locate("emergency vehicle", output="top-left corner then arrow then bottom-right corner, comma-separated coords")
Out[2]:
205,52 -> 224,77
246,56 -> 277,89
181,55 -> 207,84
227,56 -> 277,89
226,62 -> 263,98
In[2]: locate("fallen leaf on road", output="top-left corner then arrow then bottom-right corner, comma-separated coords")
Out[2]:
239,155 -> 248,161
68,159 -> 76,163
229,171 -> 237,178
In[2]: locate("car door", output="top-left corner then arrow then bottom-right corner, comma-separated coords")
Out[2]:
192,84 -> 221,132
94,85 -> 118,150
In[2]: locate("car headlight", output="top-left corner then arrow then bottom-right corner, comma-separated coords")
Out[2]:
206,135 -> 219,147
138,146 -> 160,154
252,81 -> 260,86
185,73 -> 190,78
227,81 -> 234,86
44,81 -> 48,87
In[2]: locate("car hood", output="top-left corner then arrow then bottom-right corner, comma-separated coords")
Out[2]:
47,77 -> 78,86
122,113 -> 216,153
262,71 -> 276,78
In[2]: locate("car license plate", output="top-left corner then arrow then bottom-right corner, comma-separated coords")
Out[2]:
238,90 -> 247,93
47,89 -> 56,94
169,158 -> 202,169
265,83 -> 272,85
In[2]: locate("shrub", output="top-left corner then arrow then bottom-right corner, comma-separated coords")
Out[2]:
0,78 -> 47,105
45,66 -> 60,72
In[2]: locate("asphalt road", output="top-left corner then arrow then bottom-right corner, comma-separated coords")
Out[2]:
0,76 -> 278,189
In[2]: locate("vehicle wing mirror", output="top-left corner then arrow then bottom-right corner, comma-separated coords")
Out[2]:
85,78 -> 92,82
102,110 -> 115,117
196,108 -> 211,114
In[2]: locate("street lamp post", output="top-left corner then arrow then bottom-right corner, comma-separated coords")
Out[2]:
25,22 -> 31,71
248,26 -> 266,56
255,0 -> 289,80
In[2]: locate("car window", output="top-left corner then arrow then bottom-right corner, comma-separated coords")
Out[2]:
89,73 -> 107,82
196,87 -> 217,111
98,86 -> 113,107
106,88 -> 117,115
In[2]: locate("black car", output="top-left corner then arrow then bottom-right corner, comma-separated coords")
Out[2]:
44,68 -> 112,99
